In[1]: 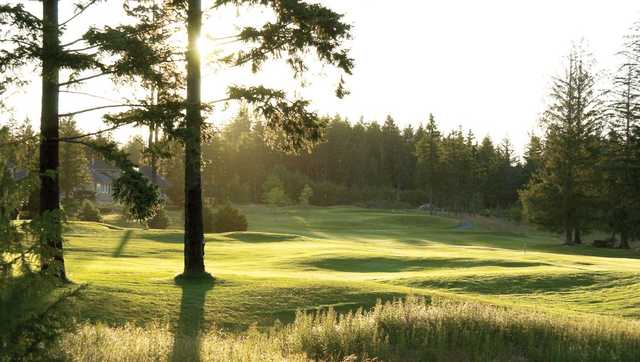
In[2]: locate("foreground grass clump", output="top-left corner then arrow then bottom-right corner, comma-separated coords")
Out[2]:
52,297 -> 640,362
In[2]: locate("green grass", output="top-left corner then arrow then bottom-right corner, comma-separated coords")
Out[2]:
63,206 -> 640,330
51,297 -> 640,362
2,205 -> 627,360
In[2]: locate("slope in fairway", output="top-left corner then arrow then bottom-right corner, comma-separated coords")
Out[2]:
64,206 -> 640,330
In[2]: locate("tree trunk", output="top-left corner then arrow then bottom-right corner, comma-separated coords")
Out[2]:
573,227 -> 582,244
182,0 -> 207,277
564,226 -> 574,245
619,229 -> 631,249
39,0 -> 66,281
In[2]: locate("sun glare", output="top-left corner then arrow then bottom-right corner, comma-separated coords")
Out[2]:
196,35 -> 212,60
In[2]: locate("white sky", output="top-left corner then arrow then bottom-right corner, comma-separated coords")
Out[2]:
4,0 -> 640,153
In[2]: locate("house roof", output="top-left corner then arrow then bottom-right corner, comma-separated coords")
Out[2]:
90,168 -> 115,184
139,166 -> 170,189
88,160 -> 169,189
91,159 -> 118,171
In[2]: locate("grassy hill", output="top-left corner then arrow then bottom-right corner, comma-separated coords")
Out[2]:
63,205 -> 640,329
22,205 -> 637,361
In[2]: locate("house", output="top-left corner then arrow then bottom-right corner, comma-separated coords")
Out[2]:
86,160 -> 119,204
87,160 -> 169,205
5,162 -> 29,182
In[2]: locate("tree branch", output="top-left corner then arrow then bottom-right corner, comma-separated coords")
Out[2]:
59,90 -> 120,103
59,104 -> 146,118
66,45 -> 99,53
59,0 -> 99,28
57,123 -> 130,142
59,71 -> 113,87
209,97 -> 232,104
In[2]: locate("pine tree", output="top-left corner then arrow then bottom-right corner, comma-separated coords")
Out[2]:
605,23 -> 640,248
523,134 -> 543,180
415,114 -> 441,207
522,47 -> 604,244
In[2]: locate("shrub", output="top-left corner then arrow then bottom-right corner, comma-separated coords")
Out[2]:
298,184 -> 313,206
61,198 -> 81,218
262,172 -> 292,206
270,165 -> 311,201
204,204 -> 248,233
212,204 -> 248,233
264,186 -> 290,206
77,200 -> 102,222
147,208 -> 170,229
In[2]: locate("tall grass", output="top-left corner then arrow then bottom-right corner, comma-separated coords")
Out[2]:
52,297 -> 640,362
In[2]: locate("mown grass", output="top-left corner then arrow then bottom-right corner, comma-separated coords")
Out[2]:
33,205 -> 640,360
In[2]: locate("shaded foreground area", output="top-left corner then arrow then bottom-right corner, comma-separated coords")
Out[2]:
52,297 -> 640,362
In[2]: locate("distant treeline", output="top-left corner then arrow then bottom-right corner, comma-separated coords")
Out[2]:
141,109 -> 534,214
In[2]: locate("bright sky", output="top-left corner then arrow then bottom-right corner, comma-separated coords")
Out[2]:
4,0 -> 640,153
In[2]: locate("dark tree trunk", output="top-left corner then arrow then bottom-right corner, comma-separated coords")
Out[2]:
182,0 -> 207,276
619,230 -> 631,249
39,0 -> 66,280
573,227 -> 582,244
564,226 -> 574,245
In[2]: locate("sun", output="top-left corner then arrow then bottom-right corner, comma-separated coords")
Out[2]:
196,35 -> 212,61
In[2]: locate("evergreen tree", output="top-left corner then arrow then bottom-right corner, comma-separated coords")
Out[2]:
415,114 -> 441,206
522,47 -> 604,244
604,24 -> 640,247
523,134 -> 544,180
122,136 -> 147,166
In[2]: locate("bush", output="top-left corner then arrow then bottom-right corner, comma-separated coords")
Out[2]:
264,186 -> 290,206
204,204 -> 248,233
298,184 -> 313,206
262,172 -> 292,206
61,198 -> 81,218
147,208 -> 170,229
77,200 -> 102,222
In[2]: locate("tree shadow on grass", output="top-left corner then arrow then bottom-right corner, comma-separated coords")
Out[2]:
224,231 -> 302,243
403,272 -> 611,295
170,276 -> 215,362
304,256 -> 547,273
112,230 -> 133,257
136,231 -> 184,243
